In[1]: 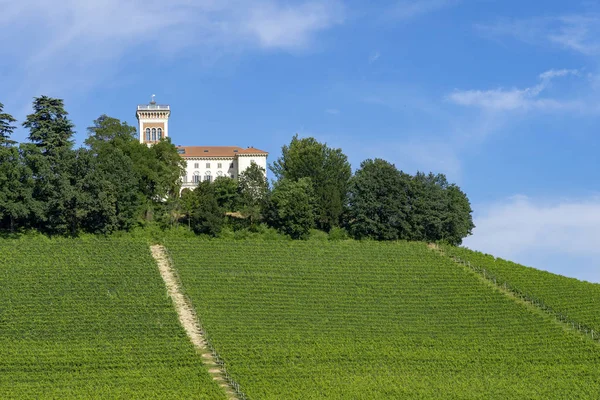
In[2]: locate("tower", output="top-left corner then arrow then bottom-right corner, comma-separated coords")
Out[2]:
136,95 -> 170,145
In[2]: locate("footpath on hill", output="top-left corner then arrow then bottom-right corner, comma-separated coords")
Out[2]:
150,244 -> 244,400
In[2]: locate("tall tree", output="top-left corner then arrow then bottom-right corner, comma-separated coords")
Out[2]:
442,184 -> 474,245
344,159 -> 412,241
0,102 -> 17,146
266,177 -> 315,239
238,162 -> 269,224
22,96 -> 78,235
190,181 -> 223,236
24,96 -> 74,153
85,116 -> 143,231
408,172 -> 447,242
213,176 -> 239,212
271,135 -> 351,231
0,103 -> 31,231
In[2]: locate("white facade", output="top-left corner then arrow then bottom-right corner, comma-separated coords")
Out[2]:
179,149 -> 268,191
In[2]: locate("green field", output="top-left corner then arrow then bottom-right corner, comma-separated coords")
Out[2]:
2,237 -> 600,399
165,239 -> 600,399
0,237 -> 223,399
442,244 -> 600,333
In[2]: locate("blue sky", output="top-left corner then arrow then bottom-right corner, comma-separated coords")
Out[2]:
1,0 -> 599,283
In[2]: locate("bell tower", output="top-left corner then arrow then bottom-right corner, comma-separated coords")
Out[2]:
136,95 -> 170,145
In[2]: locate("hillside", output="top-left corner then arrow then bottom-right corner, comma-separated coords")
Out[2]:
164,239 -> 600,399
1,237 -> 599,399
0,238 -> 223,399
440,245 -> 600,337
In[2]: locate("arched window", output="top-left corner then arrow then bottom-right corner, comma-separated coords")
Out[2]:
192,171 -> 200,183
151,128 -> 157,141
146,128 -> 151,141
157,128 -> 162,139
216,171 -> 223,177
204,171 -> 212,183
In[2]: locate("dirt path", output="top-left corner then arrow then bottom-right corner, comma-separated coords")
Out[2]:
150,244 -> 241,400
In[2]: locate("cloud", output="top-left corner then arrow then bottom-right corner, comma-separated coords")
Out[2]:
464,195 -> 600,283
243,2 -> 343,49
0,0 -> 344,101
478,14 -> 600,56
389,0 -> 457,20
325,108 -> 340,115
446,69 -> 583,111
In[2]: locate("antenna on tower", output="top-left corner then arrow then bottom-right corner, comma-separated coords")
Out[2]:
150,94 -> 156,104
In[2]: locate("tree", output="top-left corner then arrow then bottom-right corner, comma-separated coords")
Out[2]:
23,96 -> 74,153
22,96 -> 79,235
0,102 -> 17,146
85,114 -> 137,147
190,181 -> 223,236
0,104 -> 31,231
84,115 -> 144,231
266,178 -> 315,239
344,159 -> 412,240
441,184 -> 474,245
180,188 -> 199,228
238,162 -> 269,224
271,135 -> 351,231
408,172 -> 474,245
213,176 -> 239,211
408,172 -> 447,242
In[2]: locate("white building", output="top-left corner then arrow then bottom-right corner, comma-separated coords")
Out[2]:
136,97 -> 268,191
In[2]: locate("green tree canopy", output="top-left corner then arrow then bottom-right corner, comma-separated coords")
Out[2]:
344,159 -> 412,241
213,176 -> 239,212
238,162 -> 269,224
266,177 -> 315,239
23,96 -> 75,154
271,135 -> 351,231
21,97 -> 79,234
190,181 -> 223,236
0,102 -> 17,146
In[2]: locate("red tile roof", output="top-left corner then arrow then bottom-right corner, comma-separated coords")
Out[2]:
176,146 -> 268,158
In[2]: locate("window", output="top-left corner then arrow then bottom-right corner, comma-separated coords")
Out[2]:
217,171 -> 223,177
151,128 -> 156,141
192,172 -> 200,183
146,128 -> 151,141
194,163 -> 199,169
230,174 -> 234,179
206,163 -> 210,168
157,128 -> 162,139
217,163 -> 222,169
182,175 -> 188,183
229,163 -> 234,169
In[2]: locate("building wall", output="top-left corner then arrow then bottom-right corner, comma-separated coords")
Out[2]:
137,112 -> 169,144
180,155 -> 268,191
237,155 -> 268,177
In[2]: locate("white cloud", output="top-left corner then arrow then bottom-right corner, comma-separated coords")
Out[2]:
478,14 -> 600,56
243,2 -> 343,49
464,195 -> 600,282
538,69 -> 580,80
447,69 -> 583,111
0,0 -> 344,101
325,108 -> 340,115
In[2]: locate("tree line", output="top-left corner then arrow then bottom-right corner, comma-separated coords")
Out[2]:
0,98 -> 474,244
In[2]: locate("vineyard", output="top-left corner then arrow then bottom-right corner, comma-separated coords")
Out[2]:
164,239 -> 600,399
441,245 -> 600,334
0,237 -> 224,399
